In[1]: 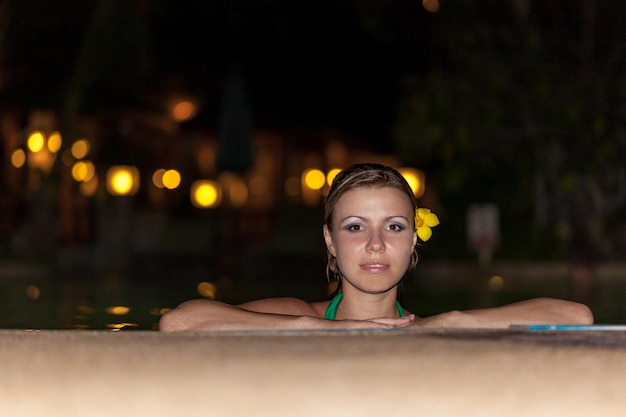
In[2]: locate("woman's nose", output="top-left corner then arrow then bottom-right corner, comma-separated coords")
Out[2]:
367,231 -> 385,252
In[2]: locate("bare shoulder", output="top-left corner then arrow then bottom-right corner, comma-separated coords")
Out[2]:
239,297 -> 328,318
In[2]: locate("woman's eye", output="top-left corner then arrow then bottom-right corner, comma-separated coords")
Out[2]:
346,224 -> 363,232
387,223 -> 406,232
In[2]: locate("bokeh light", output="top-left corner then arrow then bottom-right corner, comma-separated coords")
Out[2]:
105,306 -> 130,315
489,275 -> 505,292
27,131 -> 45,153
302,168 -> 325,190
152,168 -> 166,188
197,281 -> 217,299
171,100 -> 196,122
26,285 -> 40,300
11,149 -> 26,168
398,167 -> 425,197
106,166 -> 139,196
71,160 -> 96,182
162,169 -> 181,189
423,0 -> 440,13
71,139 -> 90,159
326,168 -> 342,186
47,131 -> 62,153
191,180 -> 221,208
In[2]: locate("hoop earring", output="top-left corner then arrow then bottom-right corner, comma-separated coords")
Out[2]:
409,248 -> 419,270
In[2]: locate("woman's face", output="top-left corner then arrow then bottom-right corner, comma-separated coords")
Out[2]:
323,186 -> 417,295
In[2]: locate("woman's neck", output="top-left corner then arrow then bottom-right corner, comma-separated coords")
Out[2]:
335,286 -> 400,320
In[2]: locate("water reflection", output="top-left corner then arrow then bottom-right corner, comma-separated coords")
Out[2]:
107,323 -> 139,331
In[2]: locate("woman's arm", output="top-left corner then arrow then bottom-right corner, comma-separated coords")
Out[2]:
413,298 -> 594,329
158,298 -> 415,331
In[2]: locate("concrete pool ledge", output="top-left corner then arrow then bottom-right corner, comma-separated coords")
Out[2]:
1,329 -> 625,417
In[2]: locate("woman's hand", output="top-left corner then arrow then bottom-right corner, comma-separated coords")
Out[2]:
321,314 -> 416,330
364,314 -> 416,327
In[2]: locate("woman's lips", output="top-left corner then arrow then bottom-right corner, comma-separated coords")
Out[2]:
360,262 -> 389,273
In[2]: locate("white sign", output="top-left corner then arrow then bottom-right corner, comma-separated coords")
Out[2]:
467,204 -> 499,252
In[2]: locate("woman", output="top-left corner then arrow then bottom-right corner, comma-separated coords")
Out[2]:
159,163 -> 593,331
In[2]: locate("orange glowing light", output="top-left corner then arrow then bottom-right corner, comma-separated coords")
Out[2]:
11,149 -> 26,168
171,101 -> 196,122
197,282 -> 217,299
47,131 -> 62,153
71,139 -> 90,159
152,169 -> 166,188
162,169 -> 181,189
105,306 -> 130,315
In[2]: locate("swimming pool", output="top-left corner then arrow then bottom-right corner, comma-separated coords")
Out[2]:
1,261 -> 624,330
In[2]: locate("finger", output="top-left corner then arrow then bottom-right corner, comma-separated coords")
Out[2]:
368,314 -> 416,326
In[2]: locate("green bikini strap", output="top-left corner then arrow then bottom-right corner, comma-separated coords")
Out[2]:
324,292 -> 343,320
324,292 -> 405,320
396,300 -> 406,317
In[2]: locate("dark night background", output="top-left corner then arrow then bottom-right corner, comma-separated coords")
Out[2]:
0,0 -> 625,329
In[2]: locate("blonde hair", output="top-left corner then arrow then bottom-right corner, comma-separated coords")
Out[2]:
324,163 -> 419,291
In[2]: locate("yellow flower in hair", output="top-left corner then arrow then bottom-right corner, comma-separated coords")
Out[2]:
415,207 -> 440,242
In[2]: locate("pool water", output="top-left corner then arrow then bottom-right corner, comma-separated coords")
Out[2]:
1,263 -> 624,330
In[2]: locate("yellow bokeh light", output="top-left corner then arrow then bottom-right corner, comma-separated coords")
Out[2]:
398,167 -> 425,197
197,282 -> 217,299
83,161 -> 95,182
47,131 -> 62,153
162,169 -> 181,189
11,149 -> 26,168
302,168 -> 326,190
72,161 -> 88,181
27,131 -> 45,153
326,168 -> 342,186
152,168 -> 166,188
71,160 -> 95,182
106,166 -> 139,196
171,101 -> 196,122
71,139 -> 90,159
112,172 -> 132,194
105,306 -> 130,315
191,180 -> 221,208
